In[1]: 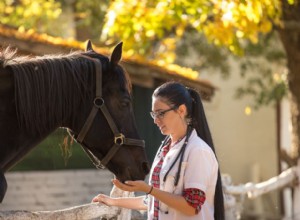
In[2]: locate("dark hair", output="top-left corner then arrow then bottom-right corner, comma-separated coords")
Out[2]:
153,81 -> 225,220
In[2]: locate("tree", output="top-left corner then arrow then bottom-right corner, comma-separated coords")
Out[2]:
101,0 -> 300,164
0,0 -> 62,35
0,0 -> 109,42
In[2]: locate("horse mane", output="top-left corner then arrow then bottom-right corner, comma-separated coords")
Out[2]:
0,47 -> 99,135
0,47 -> 132,135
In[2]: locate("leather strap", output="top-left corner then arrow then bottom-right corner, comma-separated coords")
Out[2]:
77,106 -> 98,143
76,56 -> 145,169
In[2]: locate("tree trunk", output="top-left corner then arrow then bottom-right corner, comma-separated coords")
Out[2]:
278,3 -> 300,216
278,0 -> 300,160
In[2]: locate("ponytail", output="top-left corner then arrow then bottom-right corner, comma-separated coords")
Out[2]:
188,88 -> 225,220
153,82 -> 225,219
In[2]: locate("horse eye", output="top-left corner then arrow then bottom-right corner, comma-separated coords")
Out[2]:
121,101 -> 130,107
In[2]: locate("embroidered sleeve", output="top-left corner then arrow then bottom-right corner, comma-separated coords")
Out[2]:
183,188 -> 206,214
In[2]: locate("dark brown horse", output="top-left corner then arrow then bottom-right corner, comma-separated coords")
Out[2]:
0,41 -> 150,202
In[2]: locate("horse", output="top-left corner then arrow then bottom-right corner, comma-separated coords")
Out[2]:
0,41 -> 150,202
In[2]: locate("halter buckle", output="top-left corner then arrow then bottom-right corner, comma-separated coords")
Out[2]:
114,133 -> 125,145
94,97 -> 104,108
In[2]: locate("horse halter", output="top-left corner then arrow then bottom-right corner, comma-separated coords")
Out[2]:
76,57 -> 145,169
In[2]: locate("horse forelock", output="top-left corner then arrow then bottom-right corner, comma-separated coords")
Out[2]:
6,50 -> 97,135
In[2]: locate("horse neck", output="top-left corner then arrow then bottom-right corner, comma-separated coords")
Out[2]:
0,58 -> 70,171
0,126 -> 57,172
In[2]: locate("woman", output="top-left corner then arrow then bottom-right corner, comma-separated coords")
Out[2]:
92,81 -> 225,220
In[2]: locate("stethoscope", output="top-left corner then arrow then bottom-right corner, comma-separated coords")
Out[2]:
157,125 -> 193,187
152,126 -> 193,215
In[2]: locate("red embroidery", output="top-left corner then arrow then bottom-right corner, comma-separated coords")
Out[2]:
150,137 -> 190,219
151,144 -> 170,220
183,188 -> 206,214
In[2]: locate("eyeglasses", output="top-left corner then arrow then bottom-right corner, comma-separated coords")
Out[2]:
150,106 -> 177,119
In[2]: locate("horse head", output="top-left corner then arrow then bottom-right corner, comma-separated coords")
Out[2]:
69,41 -> 150,182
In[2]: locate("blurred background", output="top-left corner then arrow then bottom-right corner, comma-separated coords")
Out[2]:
0,0 -> 300,219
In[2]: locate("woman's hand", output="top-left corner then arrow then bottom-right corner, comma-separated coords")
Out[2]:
92,194 -> 115,206
112,179 -> 152,194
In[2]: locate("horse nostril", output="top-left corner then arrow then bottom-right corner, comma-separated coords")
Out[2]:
142,162 -> 150,175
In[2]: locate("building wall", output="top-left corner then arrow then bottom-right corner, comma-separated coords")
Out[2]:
201,59 -> 280,217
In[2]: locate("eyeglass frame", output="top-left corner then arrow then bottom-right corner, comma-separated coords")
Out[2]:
150,106 -> 178,119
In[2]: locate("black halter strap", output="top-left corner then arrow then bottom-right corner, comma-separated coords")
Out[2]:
76,57 -> 145,169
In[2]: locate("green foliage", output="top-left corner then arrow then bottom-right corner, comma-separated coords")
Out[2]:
0,0 -> 62,33
101,0 -> 284,56
0,0 -> 109,41
100,0 -> 293,109
72,0 -> 110,42
11,129 -> 94,171
176,31 -> 230,78
235,33 -> 287,108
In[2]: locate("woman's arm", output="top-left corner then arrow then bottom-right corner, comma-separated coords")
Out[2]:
150,186 -> 196,216
113,179 -> 196,216
92,194 -> 147,210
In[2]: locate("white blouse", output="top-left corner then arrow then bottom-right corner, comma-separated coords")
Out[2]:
147,129 -> 218,220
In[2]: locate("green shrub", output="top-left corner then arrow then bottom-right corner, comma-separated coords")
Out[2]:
11,128 -> 94,171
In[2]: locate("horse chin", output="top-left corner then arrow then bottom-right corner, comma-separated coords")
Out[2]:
107,163 -> 147,182
116,167 -> 133,183
116,166 -> 148,183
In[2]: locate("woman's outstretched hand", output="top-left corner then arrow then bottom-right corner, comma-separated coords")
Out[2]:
92,194 -> 115,206
112,179 -> 151,194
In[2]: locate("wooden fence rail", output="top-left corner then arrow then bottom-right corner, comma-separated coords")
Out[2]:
0,186 -> 146,220
223,165 -> 299,199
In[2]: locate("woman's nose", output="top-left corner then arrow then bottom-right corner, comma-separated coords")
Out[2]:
154,117 -> 160,124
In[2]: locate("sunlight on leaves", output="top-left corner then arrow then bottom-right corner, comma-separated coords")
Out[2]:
101,0 -> 286,63
0,0 -> 61,34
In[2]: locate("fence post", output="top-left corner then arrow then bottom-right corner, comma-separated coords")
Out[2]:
110,185 -> 134,220
293,160 -> 300,218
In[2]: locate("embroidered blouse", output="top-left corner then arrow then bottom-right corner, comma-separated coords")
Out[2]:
150,140 -> 206,219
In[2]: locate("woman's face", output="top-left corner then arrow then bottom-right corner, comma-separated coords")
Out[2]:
151,97 -> 185,136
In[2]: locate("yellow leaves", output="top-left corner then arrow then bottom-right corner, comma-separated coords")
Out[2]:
146,29 -> 156,38
154,37 -> 177,64
1,0 -> 61,32
236,30 -> 244,38
103,0 -> 284,66
4,6 -> 14,14
151,60 -> 199,80
200,0 -> 282,54
19,0 -> 61,18
103,0 -> 179,55
176,24 -> 185,37
199,14 -> 208,23
259,20 -> 273,33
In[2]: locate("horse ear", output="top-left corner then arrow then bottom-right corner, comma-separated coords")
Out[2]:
86,40 -> 94,52
110,42 -> 123,65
